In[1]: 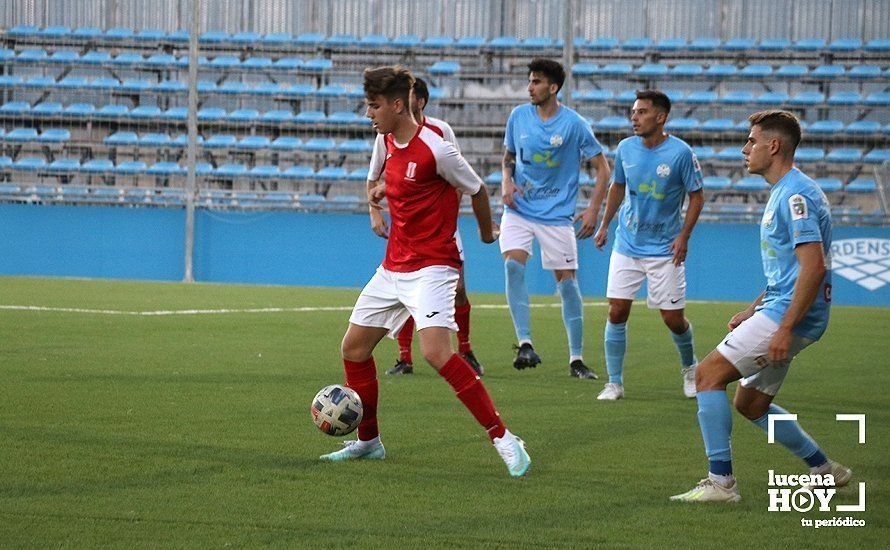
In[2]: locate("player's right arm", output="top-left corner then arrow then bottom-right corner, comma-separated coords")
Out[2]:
367,134 -> 388,238
728,291 -> 765,330
501,148 -> 521,209
594,146 -> 626,250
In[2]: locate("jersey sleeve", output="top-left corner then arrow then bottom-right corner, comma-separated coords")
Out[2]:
679,148 -> 704,192
434,139 -> 483,195
577,116 -> 603,161
611,145 -> 626,185
367,134 -> 387,181
441,122 -> 461,154
787,192 -> 823,246
503,109 -> 517,153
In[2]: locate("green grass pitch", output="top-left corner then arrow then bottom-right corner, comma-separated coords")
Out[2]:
0,276 -> 887,547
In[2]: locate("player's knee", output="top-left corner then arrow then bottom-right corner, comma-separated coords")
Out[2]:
695,363 -> 725,391
422,347 -> 452,370
661,312 -> 687,333
340,334 -> 370,362
608,303 -> 630,324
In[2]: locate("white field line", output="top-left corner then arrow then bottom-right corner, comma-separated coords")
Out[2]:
0,301 -> 717,316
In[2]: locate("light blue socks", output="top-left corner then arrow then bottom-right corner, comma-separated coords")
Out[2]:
556,278 -> 583,359
505,259 -> 531,343
670,323 -> 697,369
696,390 -> 733,475
750,403 -> 827,468
604,321 -> 627,384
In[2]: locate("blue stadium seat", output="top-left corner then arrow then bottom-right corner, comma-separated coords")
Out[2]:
253,82 -> 283,96
162,107 -> 188,120
271,137 -> 302,150
583,37 -> 617,50
13,157 -> 47,171
701,118 -> 735,132
302,138 -> 337,152
298,194 -> 326,207
616,90 -> 638,103
40,26 -> 70,38
0,75 -> 23,86
105,131 -> 139,146
795,148 -> 825,163
147,162 -> 185,176
218,81 -> 250,94
130,106 -> 162,119
120,78 -> 152,92
56,76 -> 88,89
829,38 -> 862,51
46,158 -> 81,172
303,58 -> 333,71
847,121 -> 881,134
688,37 -> 720,51
360,34 -> 389,47
489,36 -> 520,49
807,120 -> 845,134
599,63 -> 633,76
721,91 -> 754,104
72,27 -> 103,39
24,76 -> 56,88
456,36 -> 486,49
231,31 -> 261,44
0,156 -> 12,169
391,34 -> 421,48
4,128 -> 39,142
776,64 -> 808,78
655,38 -> 686,51
7,25 -> 39,38
665,118 -> 699,131
864,149 -> 890,164
317,84 -> 349,97
115,161 -> 148,175
261,32 -> 292,45
283,84 -> 315,97
793,38 -> 826,51
596,116 -> 631,130
816,178 -> 843,193
740,64 -> 772,77
209,56 -> 241,69
0,102 -> 31,114
140,133 -> 172,147
521,37 -> 553,49
636,63 -> 668,76
734,176 -> 768,190
249,165 -> 281,178
347,168 -> 370,181
825,149 -> 862,163
621,37 -> 652,50
326,111 -> 362,124
273,57 -> 304,70
315,166 -> 349,180
423,36 -> 454,48
195,162 -> 214,176
429,60 -> 461,75
294,33 -> 325,46
177,55 -> 209,67
295,110 -> 326,124
865,38 -> 890,51
572,63 -> 599,76
670,64 -> 703,76
89,77 -> 122,90
813,65 -> 846,79
47,50 -> 80,64
849,65 -> 882,79
65,103 -> 96,117
200,30 -> 230,43
81,51 -> 112,64
105,28 -> 134,40
282,165 -> 315,180
338,139 -> 372,153
229,109 -> 260,122
236,136 -> 271,150
705,64 -> 737,77
692,146 -> 716,160
756,91 -> 790,104
153,80 -> 187,92
214,164 -> 247,178
684,90 -> 718,104
716,148 -> 744,161
242,57 -> 273,70
32,102 -> 64,116
81,159 -> 115,173
262,110 -> 294,123
789,91 -> 825,105
865,92 -> 890,106
204,135 -> 238,149
758,38 -> 791,50
703,176 -> 732,190
723,38 -> 756,51
36,129 -> 70,143
575,89 -> 612,102
845,178 -> 875,193
197,108 -> 227,121
135,29 -> 167,41
171,134 -> 204,147
17,48 -> 48,63
827,91 -> 862,105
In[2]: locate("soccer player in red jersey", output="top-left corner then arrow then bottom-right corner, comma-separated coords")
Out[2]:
366,77 -> 483,377
320,66 -> 531,477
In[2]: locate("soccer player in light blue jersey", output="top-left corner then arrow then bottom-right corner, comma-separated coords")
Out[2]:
593,90 -> 704,401
672,110 -> 851,502
501,58 -> 611,378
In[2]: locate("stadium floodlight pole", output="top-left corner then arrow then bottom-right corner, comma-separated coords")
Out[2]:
561,0 -> 574,109
183,0 -> 201,283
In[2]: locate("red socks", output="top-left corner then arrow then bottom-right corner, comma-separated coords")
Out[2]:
455,300 -> 472,354
397,317 -> 415,363
343,358 -> 378,441
439,354 -> 506,440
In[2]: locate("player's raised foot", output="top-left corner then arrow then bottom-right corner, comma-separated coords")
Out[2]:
461,350 -> 485,377
682,365 -> 697,398
596,382 -> 624,401
513,343 -> 541,370
805,460 -> 853,491
569,360 -> 598,380
319,438 -> 386,461
385,360 -> 414,375
670,477 -> 741,502
493,430 -> 531,477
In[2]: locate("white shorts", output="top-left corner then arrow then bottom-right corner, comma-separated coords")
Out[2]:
499,210 -> 578,270
716,311 -> 814,396
606,250 -> 687,309
349,265 -> 460,338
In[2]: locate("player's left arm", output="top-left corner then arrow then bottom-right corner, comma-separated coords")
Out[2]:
575,152 -> 611,239
670,189 -> 704,266
768,242 -> 826,363
435,140 -> 498,243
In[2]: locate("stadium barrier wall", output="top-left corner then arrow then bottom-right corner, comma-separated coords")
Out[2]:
1,203 -> 889,306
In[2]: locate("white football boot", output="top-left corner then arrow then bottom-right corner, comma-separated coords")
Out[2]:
493,430 -> 531,477
682,365 -> 697,398
805,460 -> 853,491
670,476 -> 742,502
596,382 -> 624,401
319,437 -> 385,461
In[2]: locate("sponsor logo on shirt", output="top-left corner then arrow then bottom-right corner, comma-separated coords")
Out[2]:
638,180 -> 665,200
831,238 -> 890,291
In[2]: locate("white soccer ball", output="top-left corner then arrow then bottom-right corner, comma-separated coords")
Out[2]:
311,384 -> 363,436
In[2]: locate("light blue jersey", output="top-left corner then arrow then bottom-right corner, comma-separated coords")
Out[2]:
504,104 -> 602,226
612,135 -> 703,257
757,168 -> 832,341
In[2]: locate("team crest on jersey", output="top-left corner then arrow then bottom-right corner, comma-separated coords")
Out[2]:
789,194 -> 807,220
549,134 -> 563,147
656,163 -> 671,178
762,209 -> 774,228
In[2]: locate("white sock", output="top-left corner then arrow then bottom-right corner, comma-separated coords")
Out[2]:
519,339 -> 532,347
570,355 -> 583,363
709,472 -> 735,488
810,460 -> 832,475
356,436 -> 380,450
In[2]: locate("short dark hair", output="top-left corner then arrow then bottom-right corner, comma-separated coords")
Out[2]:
527,58 -> 566,91
413,77 -> 430,105
748,109 -> 802,152
363,65 -> 415,105
635,90 -> 671,114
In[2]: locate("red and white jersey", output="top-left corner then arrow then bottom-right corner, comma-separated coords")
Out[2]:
381,125 -> 482,272
368,115 -> 459,181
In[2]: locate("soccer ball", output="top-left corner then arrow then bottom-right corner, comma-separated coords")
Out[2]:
311,384 -> 363,436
